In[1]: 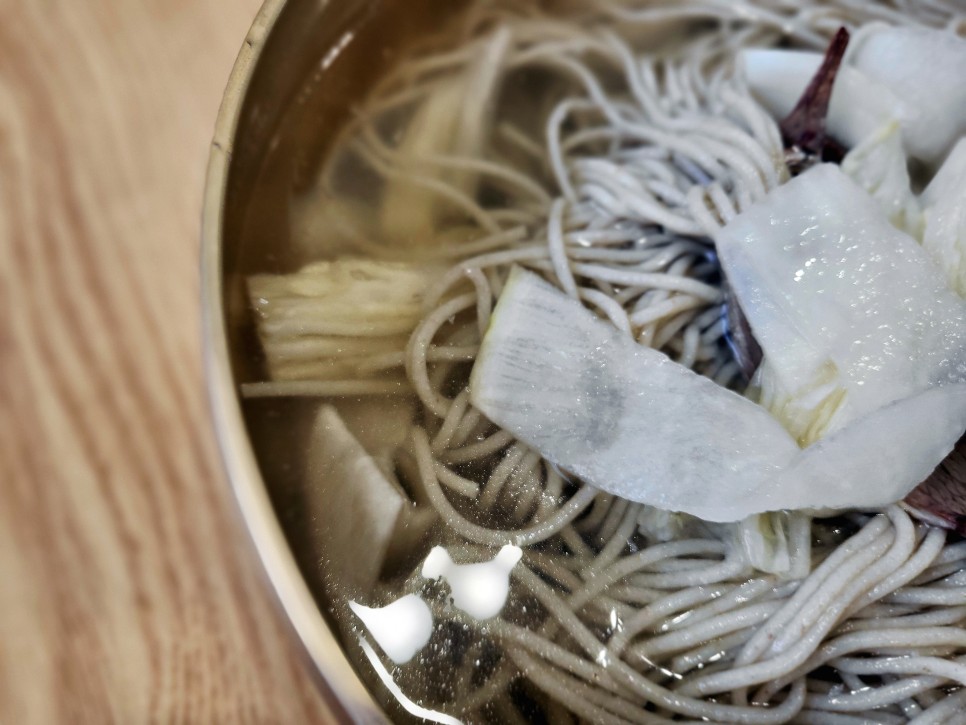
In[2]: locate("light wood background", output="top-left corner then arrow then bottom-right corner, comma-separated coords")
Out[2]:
0,2 -> 338,721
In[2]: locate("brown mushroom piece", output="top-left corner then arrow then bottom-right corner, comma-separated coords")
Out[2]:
779,27 -> 850,172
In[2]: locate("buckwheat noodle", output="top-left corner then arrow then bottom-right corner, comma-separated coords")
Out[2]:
254,0 -> 966,721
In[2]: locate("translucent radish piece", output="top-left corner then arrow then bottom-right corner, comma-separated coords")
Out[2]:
905,434 -> 966,536
850,26 -> 966,168
771,386 -> 966,512
470,268 -> 802,522
381,28 -> 510,245
290,193 -> 380,263
920,138 -> 966,297
421,545 -> 522,620
715,164 -> 966,444
735,511 -> 810,579
306,406 -> 435,596
841,122 -> 921,236
349,595 -> 434,665
740,49 -> 910,151
636,507 -> 714,544
330,396 -> 417,481
471,269 -> 966,520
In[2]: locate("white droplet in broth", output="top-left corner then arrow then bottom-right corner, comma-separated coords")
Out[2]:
349,594 -> 434,664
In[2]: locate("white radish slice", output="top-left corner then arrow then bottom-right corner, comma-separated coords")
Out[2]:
766,386 -> 966,513
331,396 -> 417,481
841,121 -> 920,236
850,26 -> 966,168
290,188 -> 380,263
249,258 -> 441,383
739,49 -> 910,151
715,164 -> 966,443
471,167 -> 966,522
306,406 -> 435,596
736,511 -> 809,579
381,28 -> 511,245
470,267 -> 803,522
920,138 -> 966,297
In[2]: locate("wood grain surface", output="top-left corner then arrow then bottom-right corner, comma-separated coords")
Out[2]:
0,2 -> 337,722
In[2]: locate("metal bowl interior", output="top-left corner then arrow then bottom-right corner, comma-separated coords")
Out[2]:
201,0 -> 470,721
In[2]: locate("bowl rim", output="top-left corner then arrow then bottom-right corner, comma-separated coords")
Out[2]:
200,2 -> 387,722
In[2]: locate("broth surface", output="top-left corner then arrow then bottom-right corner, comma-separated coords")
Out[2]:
234,2 -> 966,722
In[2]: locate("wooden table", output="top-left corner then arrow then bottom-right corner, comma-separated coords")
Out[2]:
0,2 -> 336,721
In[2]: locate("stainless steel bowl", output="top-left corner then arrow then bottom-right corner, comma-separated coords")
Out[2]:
200,1 -> 433,721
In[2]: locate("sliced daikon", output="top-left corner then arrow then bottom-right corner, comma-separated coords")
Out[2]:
636,507 -> 710,544
306,406 -> 436,596
349,595 -> 434,665
735,511 -> 810,579
715,164 -> 966,444
850,26 -> 966,167
766,386 -> 966,513
740,48 -> 909,151
249,258 -> 441,384
470,268 -> 803,522
289,193 -> 379,262
920,138 -> 966,297
380,28 -> 510,245
841,122 -> 920,236
470,266 -> 966,522
331,396 -> 417,481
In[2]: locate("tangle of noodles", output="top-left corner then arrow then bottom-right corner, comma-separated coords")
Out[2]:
247,0 -> 966,722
